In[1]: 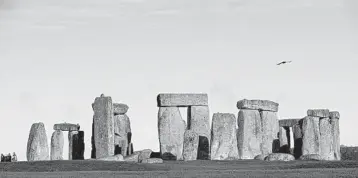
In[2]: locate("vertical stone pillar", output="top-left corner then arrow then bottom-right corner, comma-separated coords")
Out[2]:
319,117 -> 334,160
26,122 -> 50,161
68,131 -> 85,160
92,94 -> 114,159
279,126 -> 290,153
51,130 -> 64,160
183,130 -> 199,161
330,111 -> 340,160
292,123 -> 303,159
114,114 -> 131,156
260,111 -> 279,155
302,116 -> 320,155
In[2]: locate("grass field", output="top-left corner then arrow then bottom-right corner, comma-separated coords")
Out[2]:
1,160 -> 358,178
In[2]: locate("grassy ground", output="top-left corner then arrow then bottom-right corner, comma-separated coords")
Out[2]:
1,160 -> 358,177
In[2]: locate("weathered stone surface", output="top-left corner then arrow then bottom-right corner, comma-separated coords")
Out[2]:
113,103 -> 129,115
260,111 -> 279,155
98,154 -> 124,161
279,127 -> 290,153
265,153 -> 295,161
124,153 -> 139,162
68,131 -> 85,160
92,95 -> 114,159
133,149 -> 153,162
50,130 -> 64,160
158,107 -> 186,160
330,111 -> 340,119
292,124 -> 303,159
26,122 -> 50,161
254,154 -> 267,160
299,154 -> 321,161
237,99 -> 278,112
302,116 -> 320,155
127,142 -> 133,155
237,109 -> 262,159
211,113 -> 239,160
114,114 -> 131,156
319,117 -> 334,160
141,158 -> 163,164
307,109 -> 330,118
157,93 -> 208,107
330,112 -> 340,160
279,119 -> 301,127
187,106 -> 210,160
183,130 -> 199,161
53,123 -> 80,131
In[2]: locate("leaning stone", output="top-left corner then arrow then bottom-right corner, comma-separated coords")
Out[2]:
158,107 -> 186,160
292,124 -> 303,159
98,154 -> 124,161
50,130 -> 64,160
68,131 -> 85,160
330,112 -> 340,160
26,122 -> 50,161
307,109 -> 330,118
279,119 -> 302,127
319,117 -> 334,160
265,153 -> 295,161
329,111 -> 340,119
140,158 -> 163,164
124,153 -> 139,162
237,99 -> 278,112
187,106 -> 210,160
302,116 -> 320,155
279,127 -> 290,153
157,93 -> 208,107
211,113 -> 239,160
254,154 -> 267,160
237,109 -> 262,159
299,154 -> 321,161
113,103 -> 129,115
183,130 -> 199,161
92,95 -> 115,159
260,111 -> 279,155
53,123 -> 80,131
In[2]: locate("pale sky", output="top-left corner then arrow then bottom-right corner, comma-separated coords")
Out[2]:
1,0 -> 357,161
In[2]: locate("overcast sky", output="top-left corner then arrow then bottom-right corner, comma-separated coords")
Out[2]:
1,0 -> 357,161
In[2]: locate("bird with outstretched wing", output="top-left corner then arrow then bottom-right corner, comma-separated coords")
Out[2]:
277,61 -> 292,65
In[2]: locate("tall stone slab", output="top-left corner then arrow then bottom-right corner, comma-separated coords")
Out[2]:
158,107 -> 186,160
279,127 -> 290,153
237,109 -> 262,159
292,123 -> 303,159
260,111 -> 279,155
187,106 -> 210,160
211,113 -> 239,160
157,93 -> 208,107
330,111 -> 340,160
68,131 -> 85,160
114,114 -> 131,156
319,117 -> 334,160
183,130 -> 199,161
51,130 -> 64,160
26,122 -> 50,161
92,95 -> 114,159
302,116 -> 320,155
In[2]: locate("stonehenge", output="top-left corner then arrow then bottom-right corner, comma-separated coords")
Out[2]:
27,122 -> 50,161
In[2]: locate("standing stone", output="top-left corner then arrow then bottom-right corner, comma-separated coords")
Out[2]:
68,131 -> 85,160
51,130 -> 64,160
292,123 -> 303,159
26,122 -> 50,161
260,111 -> 279,155
211,113 -> 239,160
157,93 -> 208,107
237,109 -> 262,159
92,95 -> 114,159
187,106 -> 210,160
127,142 -> 134,155
330,111 -> 340,160
114,114 -> 131,156
183,130 -> 199,161
279,127 -> 290,153
302,116 -> 320,155
319,117 -> 334,160
91,118 -> 96,159
158,107 -> 186,160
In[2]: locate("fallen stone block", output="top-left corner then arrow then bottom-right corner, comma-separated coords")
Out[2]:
113,103 -> 129,115
133,149 -> 152,162
157,93 -> 208,107
299,154 -> 321,161
237,99 -> 278,112
27,122 -> 50,161
98,154 -> 124,161
211,113 -> 239,160
254,154 -> 267,160
124,153 -> 139,162
183,130 -> 199,161
53,123 -> 80,131
158,107 -> 186,160
50,130 -> 64,160
319,117 -> 334,160
279,119 -> 302,127
265,153 -> 295,161
307,109 -> 330,118
140,158 -> 163,164
302,116 -> 320,155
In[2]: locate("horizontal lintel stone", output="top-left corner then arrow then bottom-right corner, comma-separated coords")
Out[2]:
53,123 -> 80,131
307,109 -> 330,118
279,119 -> 302,127
237,99 -> 278,112
329,111 -> 340,119
157,93 -> 208,107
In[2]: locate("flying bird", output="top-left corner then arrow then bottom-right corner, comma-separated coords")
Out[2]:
277,61 -> 292,65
